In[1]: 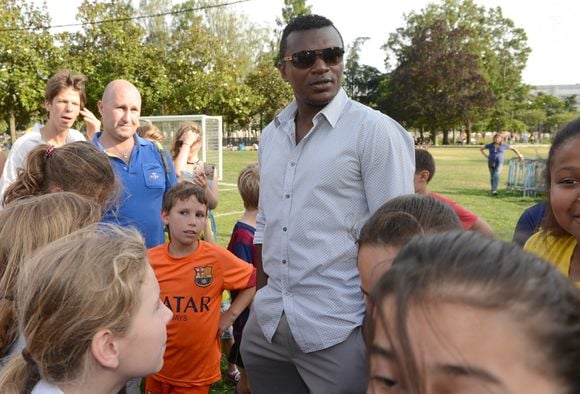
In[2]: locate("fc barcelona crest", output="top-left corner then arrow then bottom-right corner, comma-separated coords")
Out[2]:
194,266 -> 213,287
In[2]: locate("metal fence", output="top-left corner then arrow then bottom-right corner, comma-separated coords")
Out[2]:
506,158 -> 546,196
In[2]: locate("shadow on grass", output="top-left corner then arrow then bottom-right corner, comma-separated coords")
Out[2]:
444,188 -> 544,204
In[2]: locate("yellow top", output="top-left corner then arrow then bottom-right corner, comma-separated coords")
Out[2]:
524,231 -> 577,278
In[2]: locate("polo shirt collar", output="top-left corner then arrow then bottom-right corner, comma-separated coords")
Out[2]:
92,131 -> 146,148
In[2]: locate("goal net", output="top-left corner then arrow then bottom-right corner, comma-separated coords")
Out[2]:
140,115 -> 223,181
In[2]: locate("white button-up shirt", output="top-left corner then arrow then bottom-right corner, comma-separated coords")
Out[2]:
254,88 -> 414,352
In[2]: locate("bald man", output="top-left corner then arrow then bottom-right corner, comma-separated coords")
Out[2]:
94,80 -> 177,248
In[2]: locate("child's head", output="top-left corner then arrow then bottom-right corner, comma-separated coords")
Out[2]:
137,122 -> 165,144
543,117 -> 580,238
413,149 -> 435,194
357,194 -> 460,298
367,231 -> 580,394
493,133 -> 503,144
162,182 -> 209,245
170,122 -> 202,159
0,224 -> 172,393
3,141 -> 117,207
0,192 -> 102,357
238,162 -> 260,210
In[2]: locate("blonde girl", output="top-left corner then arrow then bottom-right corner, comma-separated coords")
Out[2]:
0,224 -> 172,393
3,141 -> 117,208
0,193 -> 103,361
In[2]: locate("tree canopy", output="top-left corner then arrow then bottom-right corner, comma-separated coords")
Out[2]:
380,0 -> 531,143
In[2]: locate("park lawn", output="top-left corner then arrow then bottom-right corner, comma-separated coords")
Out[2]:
209,144 -> 549,393
213,145 -> 549,246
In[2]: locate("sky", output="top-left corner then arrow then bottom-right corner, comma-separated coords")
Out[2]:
40,0 -> 579,86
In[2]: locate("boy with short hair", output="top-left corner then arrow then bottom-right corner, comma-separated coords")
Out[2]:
145,182 -> 256,394
414,148 -> 495,237
226,162 -> 259,394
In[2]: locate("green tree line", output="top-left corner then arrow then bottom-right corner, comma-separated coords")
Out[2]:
1,0 -> 578,144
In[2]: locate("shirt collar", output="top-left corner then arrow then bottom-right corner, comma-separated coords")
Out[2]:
93,131 -> 147,148
274,88 -> 348,129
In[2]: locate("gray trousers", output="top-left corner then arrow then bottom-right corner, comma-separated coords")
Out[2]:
241,310 -> 367,394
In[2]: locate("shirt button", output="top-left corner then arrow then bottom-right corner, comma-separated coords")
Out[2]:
290,162 -> 296,167
282,259 -> 287,264
285,194 -> 290,199
282,227 -> 287,232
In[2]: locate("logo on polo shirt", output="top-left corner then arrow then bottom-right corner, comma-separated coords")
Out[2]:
149,172 -> 160,180
194,265 -> 213,287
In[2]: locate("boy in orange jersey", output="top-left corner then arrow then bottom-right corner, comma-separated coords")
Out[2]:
145,182 -> 256,394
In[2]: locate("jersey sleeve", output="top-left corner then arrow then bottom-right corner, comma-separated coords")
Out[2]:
219,248 -> 256,290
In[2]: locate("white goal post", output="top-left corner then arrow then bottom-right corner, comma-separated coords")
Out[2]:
140,115 -> 223,181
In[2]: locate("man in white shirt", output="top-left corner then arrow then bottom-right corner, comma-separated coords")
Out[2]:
241,14 -> 415,394
0,70 -> 100,203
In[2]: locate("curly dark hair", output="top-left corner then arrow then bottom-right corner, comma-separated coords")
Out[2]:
543,117 -> 580,236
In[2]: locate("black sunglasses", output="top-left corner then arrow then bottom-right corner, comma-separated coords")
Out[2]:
281,47 -> 345,69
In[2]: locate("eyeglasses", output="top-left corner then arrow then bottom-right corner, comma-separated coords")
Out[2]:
281,47 -> 345,69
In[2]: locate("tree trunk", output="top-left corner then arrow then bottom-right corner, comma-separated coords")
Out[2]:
442,130 -> 449,145
466,119 -> 472,144
430,130 -> 437,146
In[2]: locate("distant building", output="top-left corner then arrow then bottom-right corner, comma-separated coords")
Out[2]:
531,84 -> 580,109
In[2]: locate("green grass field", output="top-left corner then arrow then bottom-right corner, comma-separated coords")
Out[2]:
209,144 -> 550,392
213,145 -> 549,246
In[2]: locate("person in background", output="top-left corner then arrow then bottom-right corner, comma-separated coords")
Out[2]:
0,69 -> 101,202
137,122 -> 165,145
170,122 -> 219,238
226,162 -> 260,394
145,182 -> 256,394
480,133 -> 524,196
524,118 -> 580,281
0,224 -> 172,394
414,148 -> 494,237
357,194 -> 461,304
367,231 -> 580,394
241,14 -> 414,394
93,79 -> 177,249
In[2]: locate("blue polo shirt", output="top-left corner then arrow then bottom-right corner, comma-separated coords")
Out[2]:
93,132 -> 177,248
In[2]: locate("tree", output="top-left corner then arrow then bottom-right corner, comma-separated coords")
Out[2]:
246,55 -> 293,130
0,0 -> 54,140
273,0 -> 312,57
61,0 -> 173,116
344,37 -> 384,107
482,6 -> 531,131
382,14 -> 494,144
381,0 -> 529,143
277,0 -> 312,27
563,95 -> 578,112
138,0 -> 172,49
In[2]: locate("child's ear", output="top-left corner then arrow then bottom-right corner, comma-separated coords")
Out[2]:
419,169 -> 431,183
91,329 -> 120,369
161,210 -> 169,226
